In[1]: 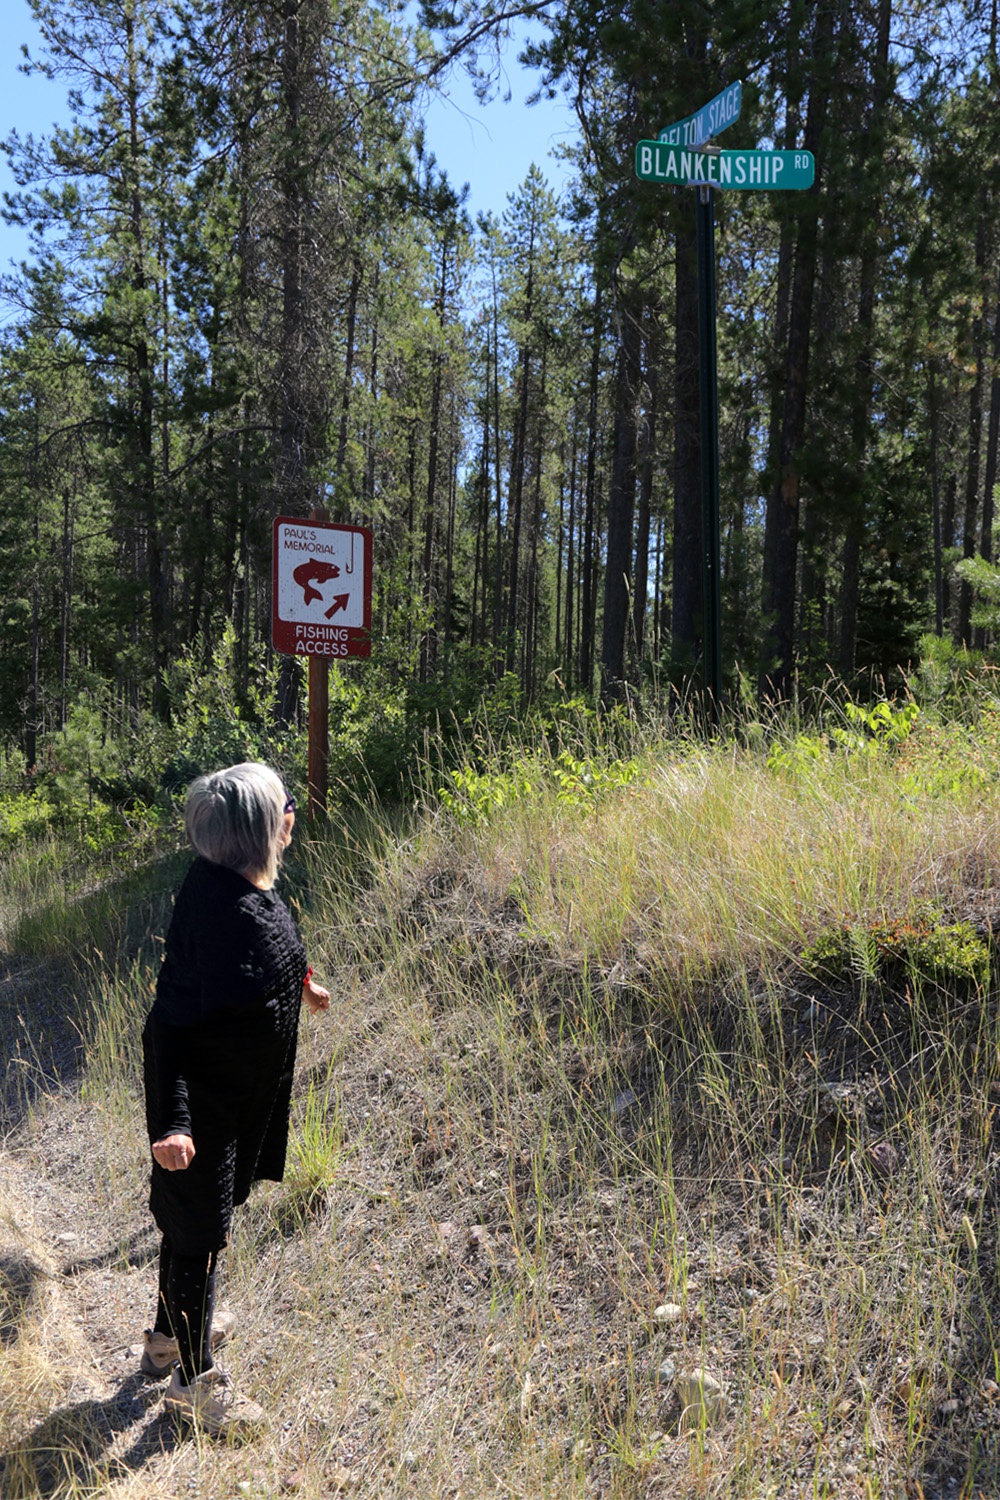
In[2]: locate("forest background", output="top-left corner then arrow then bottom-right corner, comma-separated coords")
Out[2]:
2,0 -> 1000,827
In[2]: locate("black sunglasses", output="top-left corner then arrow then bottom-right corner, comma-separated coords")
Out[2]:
283,793 -> 296,814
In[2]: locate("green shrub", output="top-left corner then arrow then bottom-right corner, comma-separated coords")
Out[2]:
802,914 -> 989,991
766,698 -> 920,778
437,749 -> 648,828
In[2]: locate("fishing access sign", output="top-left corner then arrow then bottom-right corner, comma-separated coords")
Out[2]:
272,516 -> 373,658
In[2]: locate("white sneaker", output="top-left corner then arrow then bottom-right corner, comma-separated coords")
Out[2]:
140,1307 -> 237,1378
162,1364 -> 266,1436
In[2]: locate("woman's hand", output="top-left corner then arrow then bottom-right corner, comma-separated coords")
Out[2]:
152,1133 -> 196,1171
303,976 -> 331,1014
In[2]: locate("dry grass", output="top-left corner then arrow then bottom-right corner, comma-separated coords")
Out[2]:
3,710 -> 1000,1496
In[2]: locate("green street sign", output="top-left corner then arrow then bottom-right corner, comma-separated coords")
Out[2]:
659,82 -> 742,148
635,142 -> 815,191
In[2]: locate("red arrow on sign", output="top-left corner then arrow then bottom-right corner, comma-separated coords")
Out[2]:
324,593 -> 350,619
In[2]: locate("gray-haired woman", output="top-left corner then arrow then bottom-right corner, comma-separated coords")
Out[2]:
140,762 -> 330,1434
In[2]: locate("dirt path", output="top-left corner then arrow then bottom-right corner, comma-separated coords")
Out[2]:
0,1092 -> 204,1497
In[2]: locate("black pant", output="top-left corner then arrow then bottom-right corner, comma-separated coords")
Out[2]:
154,1235 -> 218,1383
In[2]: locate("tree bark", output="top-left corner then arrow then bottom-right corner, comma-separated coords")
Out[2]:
838,0 -> 893,679
759,1 -> 833,701
957,208 -> 987,646
580,286 -> 602,692
601,302 -> 642,703
671,208 -> 701,681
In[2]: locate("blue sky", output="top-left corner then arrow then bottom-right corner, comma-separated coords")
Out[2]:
0,1 -> 579,278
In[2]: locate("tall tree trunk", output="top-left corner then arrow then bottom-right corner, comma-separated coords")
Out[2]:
275,0 -> 307,725
840,0 -> 892,677
580,286 -> 602,691
124,11 -> 166,717
759,2 -> 833,700
976,287 -> 1000,646
472,411 -> 489,649
525,337 -> 548,699
671,210 -> 701,682
564,426 -> 577,681
421,356 -> 444,680
957,208 -> 987,646
335,257 -> 362,496
60,485 -> 75,729
505,337 -> 532,673
27,478 -> 40,769
491,294 -> 504,662
421,231 -> 452,681
601,302 -> 642,703
364,265 -> 380,514
632,310 -> 657,665
930,364 -> 945,637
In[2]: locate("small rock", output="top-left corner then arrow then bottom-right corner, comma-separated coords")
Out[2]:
653,1302 -> 683,1325
326,1465 -> 357,1492
654,1359 -> 676,1386
868,1140 -> 898,1176
56,1232 -> 78,1245
674,1367 -> 728,1429
401,1450 -> 419,1470
938,1398 -> 960,1416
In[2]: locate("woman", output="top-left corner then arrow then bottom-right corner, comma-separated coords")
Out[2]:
141,762 -> 330,1435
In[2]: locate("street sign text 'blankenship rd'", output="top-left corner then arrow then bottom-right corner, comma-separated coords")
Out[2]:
635,142 -> 815,190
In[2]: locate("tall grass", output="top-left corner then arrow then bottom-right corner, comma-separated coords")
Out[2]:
4,700 -> 1000,1495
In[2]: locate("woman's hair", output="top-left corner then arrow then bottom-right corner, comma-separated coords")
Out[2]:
184,762 -> 287,887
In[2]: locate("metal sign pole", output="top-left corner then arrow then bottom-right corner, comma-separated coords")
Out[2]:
696,184 -> 722,718
637,85 -> 814,725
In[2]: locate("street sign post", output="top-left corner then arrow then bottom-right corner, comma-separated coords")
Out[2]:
272,514 -> 373,820
637,87 -> 817,719
658,81 -> 742,148
636,143 -> 815,190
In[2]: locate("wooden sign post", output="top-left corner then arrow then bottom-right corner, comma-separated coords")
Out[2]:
271,515 -> 373,821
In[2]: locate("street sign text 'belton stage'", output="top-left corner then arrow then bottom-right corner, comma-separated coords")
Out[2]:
272,516 -> 373,658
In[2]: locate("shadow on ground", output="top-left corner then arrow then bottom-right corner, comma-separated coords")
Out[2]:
0,1251 -> 53,1350
0,1375 -> 183,1498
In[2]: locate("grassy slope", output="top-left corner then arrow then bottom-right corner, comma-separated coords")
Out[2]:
3,711 -> 1000,1498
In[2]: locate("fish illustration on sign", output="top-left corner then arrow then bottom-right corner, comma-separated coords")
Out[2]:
293,559 -> 340,606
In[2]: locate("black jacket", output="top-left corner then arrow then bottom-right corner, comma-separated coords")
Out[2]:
143,857 -> 308,1254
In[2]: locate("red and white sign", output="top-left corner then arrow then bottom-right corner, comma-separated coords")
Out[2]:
272,516 -> 372,658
